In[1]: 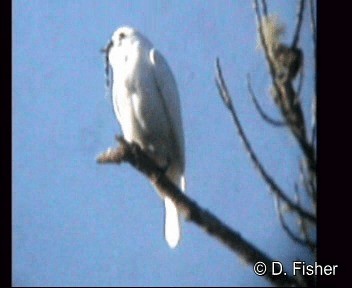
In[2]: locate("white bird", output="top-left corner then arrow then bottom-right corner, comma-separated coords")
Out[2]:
105,26 -> 186,248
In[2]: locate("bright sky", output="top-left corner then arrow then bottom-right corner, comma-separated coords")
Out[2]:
13,0 -> 315,286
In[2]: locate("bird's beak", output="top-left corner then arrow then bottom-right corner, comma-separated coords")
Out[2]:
100,40 -> 113,56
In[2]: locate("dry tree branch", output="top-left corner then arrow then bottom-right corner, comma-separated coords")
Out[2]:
309,0 -> 317,47
294,186 -> 316,253
274,194 -> 315,252
251,0 -> 316,256
260,0 -> 268,17
299,158 -> 316,204
215,58 -> 315,224
290,0 -> 305,99
309,0 -> 317,147
97,137 -> 300,287
254,0 -> 316,177
296,66 -> 304,99
247,74 -> 286,127
278,80 -> 314,170
254,0 -> 277,79
291,0 -> 305,49
311,95 -> 316,146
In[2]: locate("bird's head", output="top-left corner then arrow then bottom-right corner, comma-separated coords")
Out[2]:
100,26 -> 151,92
112,26 -> 139,45
103,26 -> 151,65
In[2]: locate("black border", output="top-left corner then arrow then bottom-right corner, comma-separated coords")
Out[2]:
1,0 -> 12,287
316,1 -> 349,287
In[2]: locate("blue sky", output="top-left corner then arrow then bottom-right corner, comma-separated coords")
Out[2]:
13,0 -> 315,286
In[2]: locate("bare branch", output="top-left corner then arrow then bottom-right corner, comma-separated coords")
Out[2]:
97,137 -> 300,287
274,195 -> 315,252
291,0 -> 305,49
299,158 -> 316,205
309,0 -> 317,47
247,74 -> 286,127
309,0 -> 317,149
294,187 -> 316,253
296,66 -> 304,99
260,0 -> 268,17
254,1 -> 315,170
253,0 -> 277,80
215,58 -> 316,224
311,95 -> 316,146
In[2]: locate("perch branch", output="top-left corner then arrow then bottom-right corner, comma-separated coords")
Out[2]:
215,58 -> 316,224
97,137 -> 300,287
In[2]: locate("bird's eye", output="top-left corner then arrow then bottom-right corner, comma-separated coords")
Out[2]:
119,32 -> 126,40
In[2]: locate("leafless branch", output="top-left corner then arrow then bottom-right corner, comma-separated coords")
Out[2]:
295,188 -> 316,253
299,158 -> 316,205
309,0 -> 316,47
274,195 -> 315,252
309,0 -> 316,148
253,0 -> 277,80
251,0 -> 316,258
295,186 -> 316,252
254,0 -> 315,178
215,58 -> 316,224
97,137 -> 300,287
296,66 -> 304,99
279,80 -> 313,166
291,0 -> 305,49
260,0 -> 268,17
311,95 -> 316,146
247,74 -> 286,127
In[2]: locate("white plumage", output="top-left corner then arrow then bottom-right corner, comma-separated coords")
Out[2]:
107,26 -> 185,248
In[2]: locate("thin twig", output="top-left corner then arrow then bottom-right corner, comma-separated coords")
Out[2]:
309,0 -> 317,148
294,187 -> 316,253
260,0 -> 268,17
247,74 -> 286,127
291,0 -> 305,49
299,158 -> 316,205
295,185 -> 316,250
215,58 -> 316,224
254,0 -> 315,176
309,0 -> 317,47
311,95 -> 316,146
254,0 -> 277,80
296,67 -> 304,99
274,195 -> 315,251
97,137 -> 300,287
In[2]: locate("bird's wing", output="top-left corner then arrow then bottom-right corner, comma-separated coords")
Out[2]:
149,48 -> 185,248
149,48 -> 185,163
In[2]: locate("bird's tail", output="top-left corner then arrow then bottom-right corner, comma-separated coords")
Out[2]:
164,174 -> 185,248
